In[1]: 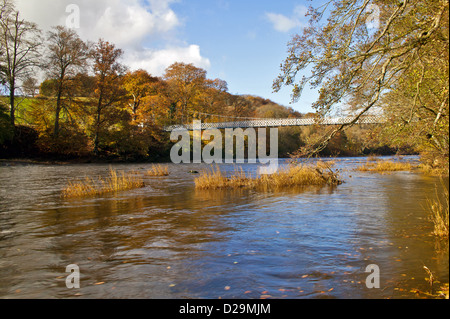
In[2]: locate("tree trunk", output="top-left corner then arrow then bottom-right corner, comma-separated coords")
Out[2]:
53,71 -> 66,138
54,97 -> 62,138
93,94 -> 103,156
94,109 -> 101,156
133,101 -> 139,122
9,87 -> 15,127
54,83 -> 63,138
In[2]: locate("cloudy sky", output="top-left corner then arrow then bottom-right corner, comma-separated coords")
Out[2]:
15,0 -> 321,113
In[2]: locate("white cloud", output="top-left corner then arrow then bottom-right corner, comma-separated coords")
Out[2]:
265,5 -> 308,33
15,0 -> 179,48
14,0 -> 210,76
126,45 -> 211,76
265,13 -> 300,33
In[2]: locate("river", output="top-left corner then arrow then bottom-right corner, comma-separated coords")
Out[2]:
0,156 -> 448,299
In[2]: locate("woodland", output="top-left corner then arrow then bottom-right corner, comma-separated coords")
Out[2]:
0,0 -> 447,170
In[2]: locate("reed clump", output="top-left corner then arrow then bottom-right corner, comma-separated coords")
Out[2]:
146,164 -> 169,177
356,160 -> 415,173
194,162 -> 342,190
62,169 -> 145,198
194,167 -> 252,190
418,164 -> 449,177
427,181 -> 449,238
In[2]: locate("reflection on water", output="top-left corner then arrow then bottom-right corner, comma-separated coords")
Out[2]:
0,157 -> 448,299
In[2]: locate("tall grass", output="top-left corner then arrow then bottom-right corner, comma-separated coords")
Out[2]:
427,181 -> 449,238
146,164 -> 169,177
195,162 -> 342,190
194,166 -> 252,189
418,164 -> 449,177
356,160 -> 415,173
62,169 -> 145,198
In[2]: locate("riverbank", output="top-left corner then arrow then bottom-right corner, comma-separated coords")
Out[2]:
0,151 -> 420,165
0,158 -> 71,166
0,156 -> 171,166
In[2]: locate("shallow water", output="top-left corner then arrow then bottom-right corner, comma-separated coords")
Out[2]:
0,156 -> 448,299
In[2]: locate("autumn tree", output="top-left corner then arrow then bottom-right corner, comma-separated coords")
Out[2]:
138,78 -> 179,128
198,78 -> 229,118
123,69 -> 160,122
0,3 -> 41,126
44,26 -> 89,138
91,39 -> 127,155
163,62 -> 207,123
226,94 -> 255,119
274,0 -> 449,167
27,96 -> 91,157
254,101 -> 293,119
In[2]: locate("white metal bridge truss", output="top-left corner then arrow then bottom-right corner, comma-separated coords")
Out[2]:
164,115 -> 384,132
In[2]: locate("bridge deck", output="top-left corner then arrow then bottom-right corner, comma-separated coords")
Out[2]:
164,115 -> 384,132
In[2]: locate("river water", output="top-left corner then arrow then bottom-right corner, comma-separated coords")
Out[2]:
0,156 -> 448,299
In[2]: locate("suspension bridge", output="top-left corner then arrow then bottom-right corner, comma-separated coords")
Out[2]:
164,114 -> 385,132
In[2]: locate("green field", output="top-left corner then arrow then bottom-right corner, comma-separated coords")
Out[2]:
0,96 -> 36,125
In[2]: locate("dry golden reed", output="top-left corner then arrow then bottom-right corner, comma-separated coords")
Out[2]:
194,162 -> 341,190
356,160 -> 415,173
418,164 -> 449,177
146,164 -> 169,177
62,169 -> 145,198
427,181 -> 449,238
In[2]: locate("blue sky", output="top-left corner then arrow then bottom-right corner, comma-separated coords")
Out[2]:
16,0 -> 320,113
170,0 -> 318,113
